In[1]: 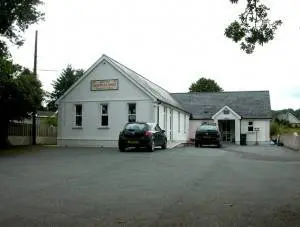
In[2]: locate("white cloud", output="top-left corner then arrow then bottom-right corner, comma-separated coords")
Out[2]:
8,0 -> 300,110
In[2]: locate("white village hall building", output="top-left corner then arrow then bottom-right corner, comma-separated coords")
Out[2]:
56,55 -> 272,147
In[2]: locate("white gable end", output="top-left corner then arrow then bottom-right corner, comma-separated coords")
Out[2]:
212,106 -> 241,120
61,60 -> 152,102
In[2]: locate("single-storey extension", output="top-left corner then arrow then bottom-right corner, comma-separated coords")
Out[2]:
56,54 -> 272,147
172,91 -> 272,145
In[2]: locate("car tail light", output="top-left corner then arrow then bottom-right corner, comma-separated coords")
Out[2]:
144,131 -> 152,137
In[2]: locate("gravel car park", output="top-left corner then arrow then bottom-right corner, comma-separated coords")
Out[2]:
1,145 -> 300,226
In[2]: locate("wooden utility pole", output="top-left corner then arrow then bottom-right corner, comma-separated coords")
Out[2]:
32,30 -> 38,145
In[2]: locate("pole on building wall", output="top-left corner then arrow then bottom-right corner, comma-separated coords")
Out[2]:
32,30 -> 38,145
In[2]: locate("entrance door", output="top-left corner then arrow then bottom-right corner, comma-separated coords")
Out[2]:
218,120 -> 235,143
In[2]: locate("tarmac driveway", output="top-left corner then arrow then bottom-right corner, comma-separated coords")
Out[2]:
0,145 -> 300,226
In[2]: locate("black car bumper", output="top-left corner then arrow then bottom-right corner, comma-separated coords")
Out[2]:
195,138 -> 220,145
119,138 -> 152,148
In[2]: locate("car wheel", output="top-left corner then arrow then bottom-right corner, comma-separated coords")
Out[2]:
118,142 -> 125,152
161,139 -> 167,149
148,139 -> 155,152
119,147 -> 125,152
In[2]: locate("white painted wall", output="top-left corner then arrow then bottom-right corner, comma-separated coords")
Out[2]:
57,61 -> 154,147
241,119 -> 270,144
155,104 -> 189,142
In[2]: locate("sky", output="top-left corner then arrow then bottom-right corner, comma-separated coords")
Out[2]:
8,0 -> 300,110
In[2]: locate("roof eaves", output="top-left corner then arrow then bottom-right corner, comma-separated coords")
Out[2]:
157,99 -> 191,114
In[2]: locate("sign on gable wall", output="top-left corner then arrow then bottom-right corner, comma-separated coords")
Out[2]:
91,79 -> 119,91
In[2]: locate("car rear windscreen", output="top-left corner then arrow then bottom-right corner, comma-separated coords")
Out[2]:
198,125 -> 217,131
125,123 -> 149,131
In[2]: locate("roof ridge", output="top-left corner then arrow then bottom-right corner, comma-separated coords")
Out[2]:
104,55 -> 173,95
172,90 -> 269,94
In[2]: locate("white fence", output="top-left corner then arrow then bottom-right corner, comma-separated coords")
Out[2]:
280,134 -> 300,151
8,123 -> 57,145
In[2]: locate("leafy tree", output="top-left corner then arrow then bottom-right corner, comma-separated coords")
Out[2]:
45,116 -> 57,127
47,65 -> 84,111
189,77 -> 223,92
0,58 -> 44,147
226,0 -> 282,54
0,0 -> 44,56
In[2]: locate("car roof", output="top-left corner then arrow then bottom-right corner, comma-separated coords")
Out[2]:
126,122 -> 156,125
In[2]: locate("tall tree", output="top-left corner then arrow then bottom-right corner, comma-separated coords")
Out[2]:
226,0 -> 282,54
0,58 -> 44,147
47,65 -> 84,111
189,77 -> 223,92
0,0 -> 44,56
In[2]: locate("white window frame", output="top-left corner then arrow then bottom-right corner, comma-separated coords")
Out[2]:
99,103 -> 109,128
128,103 -> 136,122
178,111 -> 180,133
248,121 -> 254,132
74,104 -> 83,128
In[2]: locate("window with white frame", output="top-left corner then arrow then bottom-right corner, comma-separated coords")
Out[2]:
184,114 -> 186,132
100,104 -> 109,127
75,104 -> 82,127
178,111 -> 180,133
248,121 -> 254,132
128,103 -> 136,122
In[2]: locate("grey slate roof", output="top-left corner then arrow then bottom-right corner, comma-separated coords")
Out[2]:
171,91 -> 272,119
105,55 -> 186,112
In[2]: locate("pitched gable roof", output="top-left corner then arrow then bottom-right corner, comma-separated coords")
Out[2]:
278,113 -> 300,124
104,55 -> 186,112
56,55 -> 187,112
171,91 -> 272,119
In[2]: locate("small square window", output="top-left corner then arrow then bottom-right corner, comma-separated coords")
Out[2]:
248,121 -> 254,131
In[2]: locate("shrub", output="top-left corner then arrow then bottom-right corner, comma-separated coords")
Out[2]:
270,122 -> 280,136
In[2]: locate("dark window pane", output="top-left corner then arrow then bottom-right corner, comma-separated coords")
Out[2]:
76,116 -> 82,126
198,125 -> 217,131
101,104 -> 108,114
249,122 -> 253,126
128,104 -> 136,114
248,126 -> 253,132
101,116 -> 108,126
128,115 -> 136,122
76,105 -> 82,115
125,123 -> 148,130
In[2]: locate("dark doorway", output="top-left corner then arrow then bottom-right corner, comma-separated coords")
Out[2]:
218,120 -> 235,143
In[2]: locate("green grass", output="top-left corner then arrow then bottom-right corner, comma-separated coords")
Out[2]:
280,126 -> 300,135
